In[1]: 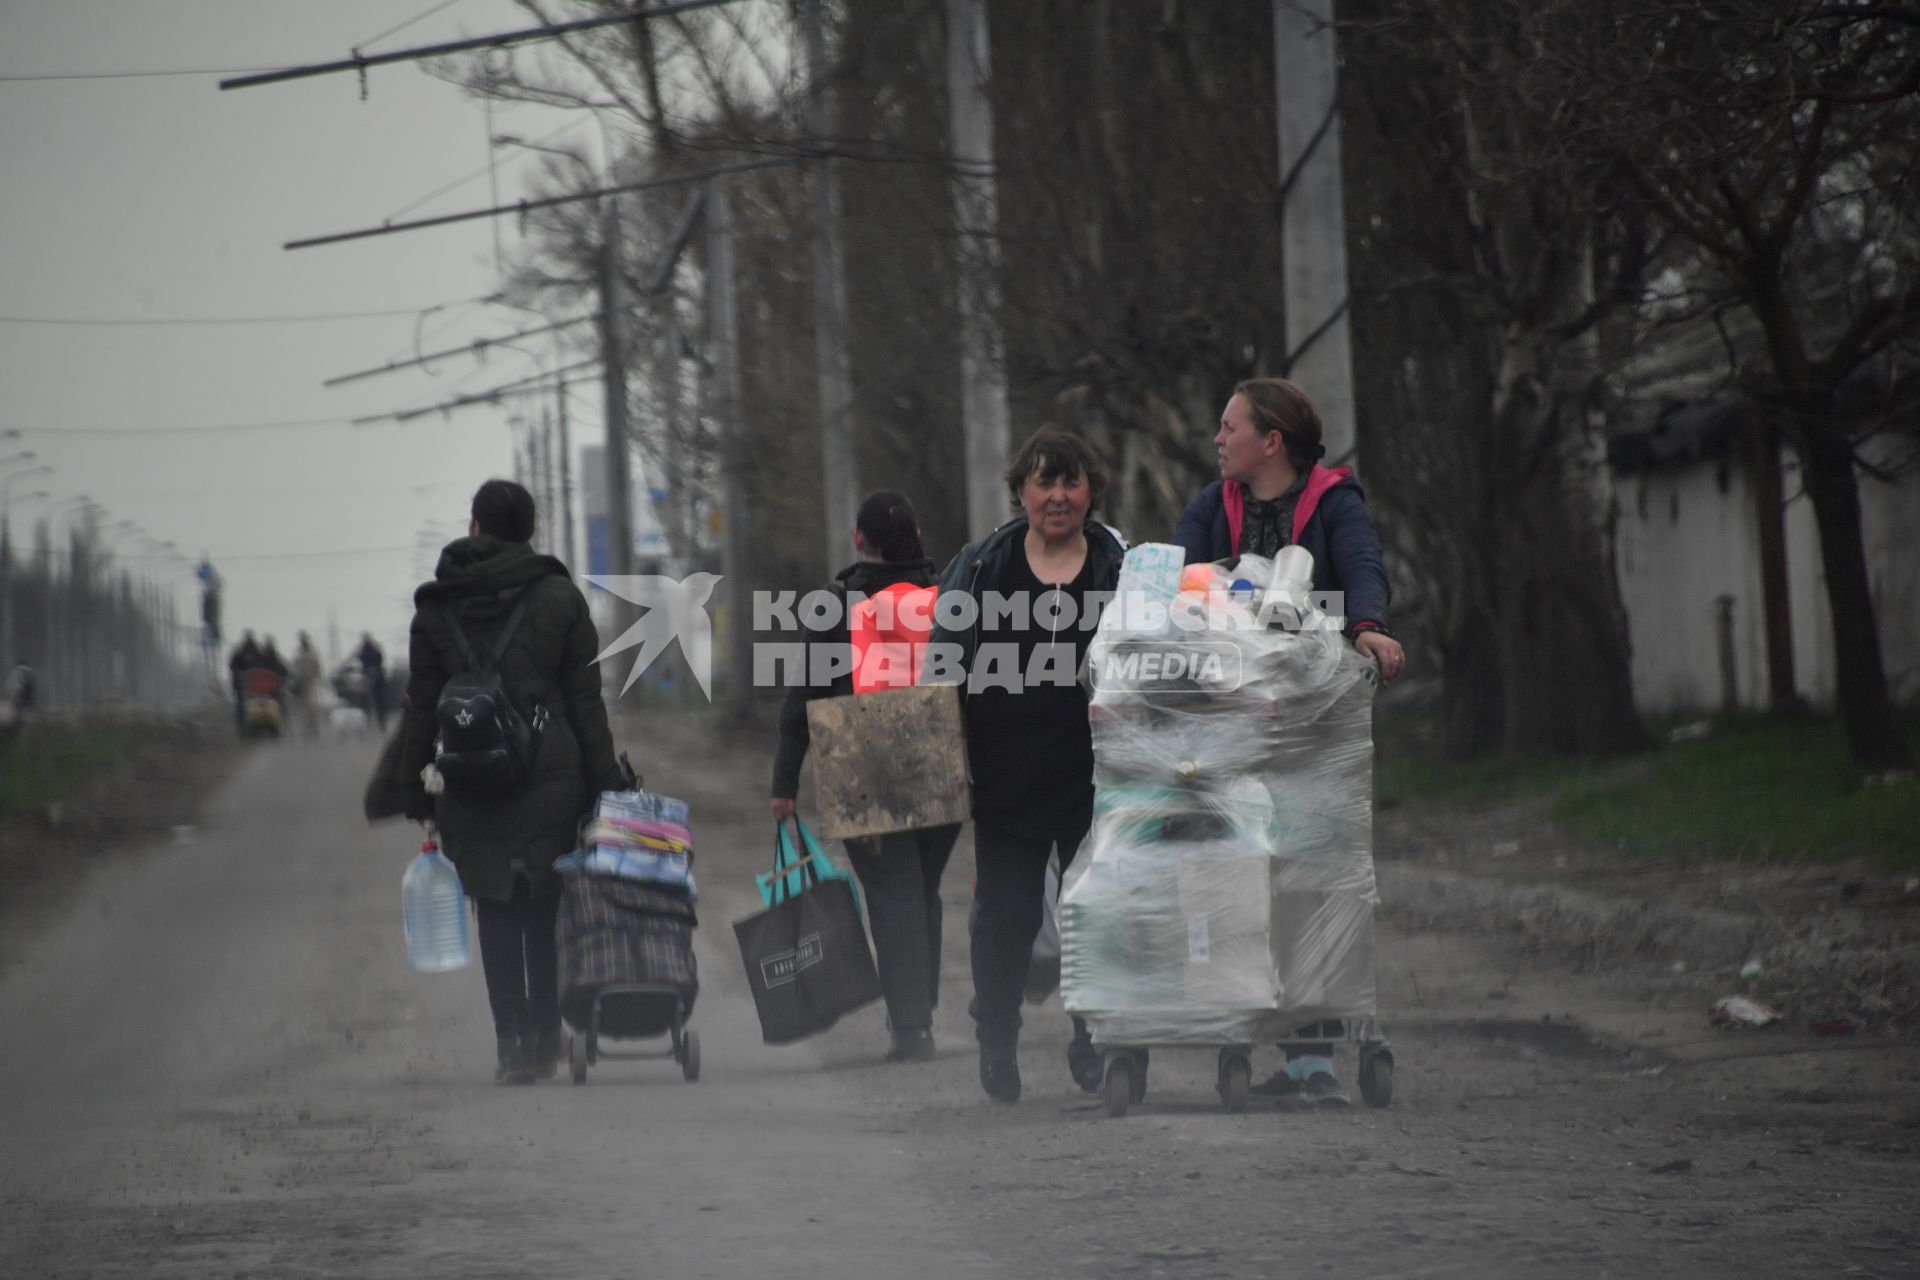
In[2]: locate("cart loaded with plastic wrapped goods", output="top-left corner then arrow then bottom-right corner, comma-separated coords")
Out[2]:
1062,542 -> 1392,1117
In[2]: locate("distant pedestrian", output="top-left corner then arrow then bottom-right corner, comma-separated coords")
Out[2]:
357,634 -> 388,730
9,664 -> 36,717
291,633 -> 323,738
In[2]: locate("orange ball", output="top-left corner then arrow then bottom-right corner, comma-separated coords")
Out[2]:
1179,564 -> 1214,593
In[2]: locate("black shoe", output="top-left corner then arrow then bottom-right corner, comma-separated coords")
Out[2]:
886,1028 -> 936,1063
1068,1038 -> 1104,1094
495,1036 -> 535,1086
1250,1069 -> 1304,1099
529,1029 -> 562,1080
979,1048 -> 1021,1103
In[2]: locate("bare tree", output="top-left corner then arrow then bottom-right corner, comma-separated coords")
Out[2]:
1579,0 -> 1919,774
1377,0 -> 1919,773
1340,0 -> 1653,756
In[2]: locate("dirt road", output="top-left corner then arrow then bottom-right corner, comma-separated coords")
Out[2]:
2,726 -> 1915,1279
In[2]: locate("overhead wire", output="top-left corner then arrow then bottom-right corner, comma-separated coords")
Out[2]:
354,0 -> 472,54
0,298 -> 487,327
0,66 -> 277,83
381,116 -> 590,223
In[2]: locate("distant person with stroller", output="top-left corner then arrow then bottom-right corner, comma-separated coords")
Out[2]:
227,630 -> 263,734
357,633 -> 389,729
1175,376 -> 1402,1106
769,490 -> 959,1065
929,429 -> 1126,1103
399,479 -> 626,1085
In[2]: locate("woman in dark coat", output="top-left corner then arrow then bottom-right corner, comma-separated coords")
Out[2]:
1177,377 -> 1404,1105
401,479 -> 625,1084
769,490 -> 959,1065
929,429 -> 1127,1103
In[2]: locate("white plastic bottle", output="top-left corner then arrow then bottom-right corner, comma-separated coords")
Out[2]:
402,837 -> 470,972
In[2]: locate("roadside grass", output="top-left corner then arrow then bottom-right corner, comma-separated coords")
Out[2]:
1378,713 -> 1920,868
0,721 -> 138,817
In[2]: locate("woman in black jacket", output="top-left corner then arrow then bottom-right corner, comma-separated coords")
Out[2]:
770,490 -> 959,1064
401,480 -> 625,1084
928,430 -> 1126,1103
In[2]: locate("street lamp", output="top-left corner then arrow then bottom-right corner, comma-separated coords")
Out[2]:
1,465 -> 52,507
491,130 -> 633,586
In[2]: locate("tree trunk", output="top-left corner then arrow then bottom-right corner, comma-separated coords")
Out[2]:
1492,387 -> 1649,756
1798,423 -> 1914,775
1748,424 -> 1800,712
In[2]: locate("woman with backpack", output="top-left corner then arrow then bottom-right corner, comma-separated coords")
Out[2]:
769,490 -> 960,1064
400,479 -> 626,1085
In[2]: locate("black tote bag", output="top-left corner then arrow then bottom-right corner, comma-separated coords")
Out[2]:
733,820 -> 882,1045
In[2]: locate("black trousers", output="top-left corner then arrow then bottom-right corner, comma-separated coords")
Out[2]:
474,877 -> 560,1044
969,794 -> 1093,1047
844,824 -> 960,1035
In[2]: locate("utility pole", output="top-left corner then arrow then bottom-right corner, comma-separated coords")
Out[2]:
1273,0 -> 1357,463
800,0 -> 858,571
707,177 -> 750,711
599,197 -> 638,586
555,365 -> 576,568
945,0 -> 1013,540
654,286 -> 686,571
0,518 -> 12,680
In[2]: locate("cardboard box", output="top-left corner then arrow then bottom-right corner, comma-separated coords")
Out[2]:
805,683 -> 971,839
1176,855 -> 1278,1010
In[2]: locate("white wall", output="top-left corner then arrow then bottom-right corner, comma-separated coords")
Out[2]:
1614,437 -> 1920,715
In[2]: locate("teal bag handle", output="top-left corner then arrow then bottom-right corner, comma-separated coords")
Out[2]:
758,815 -> 863,914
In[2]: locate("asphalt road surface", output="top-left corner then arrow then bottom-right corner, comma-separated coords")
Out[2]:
2,728 -> 1915,1279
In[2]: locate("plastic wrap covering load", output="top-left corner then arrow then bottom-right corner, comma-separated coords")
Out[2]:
557,872 -> 699,1037
1061,549 -> 1378,1046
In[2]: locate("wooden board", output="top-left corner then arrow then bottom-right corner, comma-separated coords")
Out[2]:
805,684 -> 971,839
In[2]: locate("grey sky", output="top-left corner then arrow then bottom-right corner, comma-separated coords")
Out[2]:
1,0 -> 599,666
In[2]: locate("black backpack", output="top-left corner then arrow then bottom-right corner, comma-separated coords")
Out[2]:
434,589 -> 548,794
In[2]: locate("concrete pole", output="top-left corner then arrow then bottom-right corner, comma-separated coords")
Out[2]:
706,179 -> 751,711
800,0 -> 859,572
945,0 -> 1013,540
1273,0 -> 1357,464
654,295 -> 686,570
556,365 -> 577,569
539,406 -> 557,555
0,515 -> 12,679
599,201 -> 637,585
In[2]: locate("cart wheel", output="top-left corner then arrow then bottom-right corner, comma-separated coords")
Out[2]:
1219,1055 -> 1251,1113
568,1034 -> 587,1086
1359,1052 -> 1394,1108
680,1029 -> 702,1083
1103,1057 -> 1134,1118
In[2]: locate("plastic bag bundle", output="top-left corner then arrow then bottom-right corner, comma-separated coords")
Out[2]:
554,789 -> 699,902
1063,545 -> 1378,1046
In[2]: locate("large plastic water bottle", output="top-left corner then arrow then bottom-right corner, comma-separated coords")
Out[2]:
402,838 -> 470,972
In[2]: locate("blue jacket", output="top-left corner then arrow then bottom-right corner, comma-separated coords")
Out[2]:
1173,466 -> 1391,636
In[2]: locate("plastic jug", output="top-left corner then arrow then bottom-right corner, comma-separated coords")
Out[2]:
402,837 -> 470,972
